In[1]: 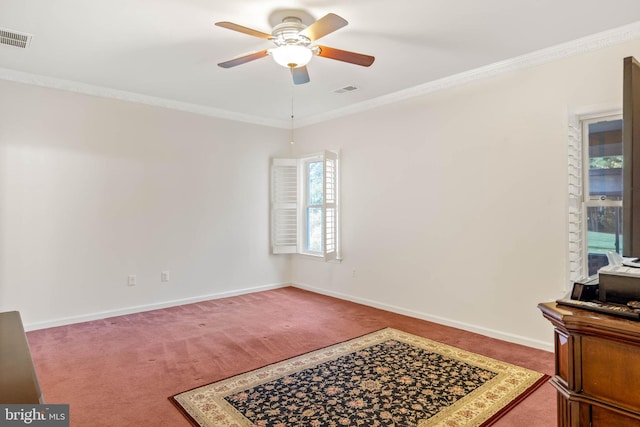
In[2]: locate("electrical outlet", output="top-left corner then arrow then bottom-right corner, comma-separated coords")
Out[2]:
127,275 -> 136,286
161,271 -> 170,283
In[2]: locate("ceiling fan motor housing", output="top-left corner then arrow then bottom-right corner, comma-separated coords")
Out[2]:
271,17 -> 310,47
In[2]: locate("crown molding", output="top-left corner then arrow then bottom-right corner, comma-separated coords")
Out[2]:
297,20 -> 640,128
1,20 -> 639,129
0,67 -> 290,128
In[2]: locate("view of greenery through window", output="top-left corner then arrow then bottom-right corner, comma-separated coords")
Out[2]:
306,161 -> 323,253
586,118 -> 623,275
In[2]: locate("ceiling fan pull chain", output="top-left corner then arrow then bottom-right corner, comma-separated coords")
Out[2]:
290,86 -> 295,145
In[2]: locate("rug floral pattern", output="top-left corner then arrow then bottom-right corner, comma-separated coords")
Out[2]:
171,328 -> 547,427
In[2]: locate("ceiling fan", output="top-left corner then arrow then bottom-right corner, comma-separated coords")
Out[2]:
215,12 -> 375,85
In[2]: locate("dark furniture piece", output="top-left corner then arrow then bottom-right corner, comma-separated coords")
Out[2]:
0,311 -> 43,403
538,302 -> 640,426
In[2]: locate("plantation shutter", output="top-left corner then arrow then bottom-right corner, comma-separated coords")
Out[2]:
271,158 -> 298,254
567,115 -> 584,282
323,151 -> 338,261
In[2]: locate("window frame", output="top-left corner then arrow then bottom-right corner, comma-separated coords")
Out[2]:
568,111 -> 622,283
271,150 -> 341,261
301,155 -> 324,256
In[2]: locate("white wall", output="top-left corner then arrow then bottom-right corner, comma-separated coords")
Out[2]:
290,39 -> 640,351
3,38 -> 639,349
0,80 -> 292,328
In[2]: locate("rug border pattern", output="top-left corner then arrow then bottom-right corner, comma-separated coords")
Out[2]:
170,328 -> 548,427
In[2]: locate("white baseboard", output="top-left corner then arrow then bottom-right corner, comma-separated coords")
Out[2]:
292,282 -> 554,352
24,282 -> 290,331
25,281 -> 554,352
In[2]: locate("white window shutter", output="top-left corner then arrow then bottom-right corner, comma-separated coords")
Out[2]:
323,151 -> 338,261
271,158 -> 298,254
567,116 -> 584,282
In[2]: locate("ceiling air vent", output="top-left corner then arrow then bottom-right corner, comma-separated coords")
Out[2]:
333,85 -> 358,94
0,28 -> 33,49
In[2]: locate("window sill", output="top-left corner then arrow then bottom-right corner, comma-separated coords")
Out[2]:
296,253 -> 343,264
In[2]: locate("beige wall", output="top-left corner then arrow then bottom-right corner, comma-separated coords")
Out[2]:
290,38 -> 640,350
2,37 -> 640,349
0,80 -> 291,327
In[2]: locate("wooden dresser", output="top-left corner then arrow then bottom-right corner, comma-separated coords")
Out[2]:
538,302 -> 640,426
0,311 -> 43,403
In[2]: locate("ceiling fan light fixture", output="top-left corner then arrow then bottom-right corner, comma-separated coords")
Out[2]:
271,45 -> 312,68
216,12 -> 374,84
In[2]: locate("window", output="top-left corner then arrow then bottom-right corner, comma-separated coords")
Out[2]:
584,117 -> 623,275
569,114 -> 623,279
271,151 -> 339,261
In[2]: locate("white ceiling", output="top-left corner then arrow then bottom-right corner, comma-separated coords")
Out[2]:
2,0 -> 640,128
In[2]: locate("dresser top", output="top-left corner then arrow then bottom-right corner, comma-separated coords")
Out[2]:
538,302 -> 640,343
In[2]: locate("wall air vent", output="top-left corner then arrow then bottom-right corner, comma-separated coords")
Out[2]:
333,85 -> 358,94
0,28 -> 33,49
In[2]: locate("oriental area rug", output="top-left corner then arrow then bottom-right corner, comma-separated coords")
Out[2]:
170,328 -> 549,427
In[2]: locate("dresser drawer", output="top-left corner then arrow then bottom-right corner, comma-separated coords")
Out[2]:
592,404 -> 640,426
581,336 -> 640,412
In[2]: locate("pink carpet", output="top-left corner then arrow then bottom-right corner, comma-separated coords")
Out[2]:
26,287 -> 556,426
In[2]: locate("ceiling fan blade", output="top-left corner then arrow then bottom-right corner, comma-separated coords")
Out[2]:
218,50 -> 269,68
298,13 -> 347,41
215,21 -> 272,40
316,45 -> 375,67
291,66 -> 310,85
